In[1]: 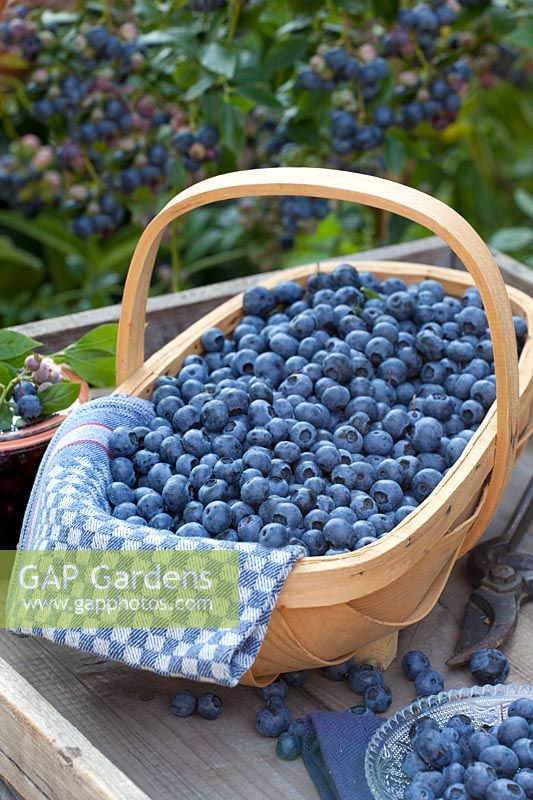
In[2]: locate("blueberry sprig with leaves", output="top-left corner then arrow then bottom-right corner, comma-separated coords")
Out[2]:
0,323 -> 117,432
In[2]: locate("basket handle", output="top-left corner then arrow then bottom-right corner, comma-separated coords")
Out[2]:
117,167 -> 520,537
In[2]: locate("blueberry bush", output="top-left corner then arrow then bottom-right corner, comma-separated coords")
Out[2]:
0,0 -> 530,326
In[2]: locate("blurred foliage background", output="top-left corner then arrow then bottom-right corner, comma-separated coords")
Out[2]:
0,0 -> 531,327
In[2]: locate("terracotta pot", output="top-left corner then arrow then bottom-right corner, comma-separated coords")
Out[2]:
0,368 -> 90,547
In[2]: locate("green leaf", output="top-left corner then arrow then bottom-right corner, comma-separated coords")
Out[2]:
200,43 -> 237,80
295,88 -> 331,118
0,362 -> 17,387
66,323 -> 118,357
39,381 -> 81,415
0,52 -> 28,70
505,21 -> 533,47
238,85 -> 282,109
285,118 -> 322,147
63,352 -> 115,389
0,236 -> 42,273
371,0 -> 399,21
263,37 -> 309,74
57,324 -> 118,387
139,27 -> 199,57
0,401 -> 13,433
234,65 -> 267,86
384,137 -> 407,177
0,330 -> 41,362
490,6 -> 521,35
184,228 -> 223,263
138,30 -> 177,45
173,60 -> 200,89
0,211 -> 85,258
0,235 -> 44,297
514,188 -> 533,220
220,101 -> 246,155
99,236 -> 138,276
276,16 -> 314,36
184,74 -> 216,102
361,287 -> 382,301
490,227 -> 533,252
41,10 -> 79,25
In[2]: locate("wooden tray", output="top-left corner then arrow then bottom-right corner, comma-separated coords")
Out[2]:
3,235 -> 532,800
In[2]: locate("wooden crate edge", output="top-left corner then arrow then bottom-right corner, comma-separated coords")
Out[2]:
12,239 -> 531,357
0,654 -> 151,800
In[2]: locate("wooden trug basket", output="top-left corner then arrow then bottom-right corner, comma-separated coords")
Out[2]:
116,168 -> 533,687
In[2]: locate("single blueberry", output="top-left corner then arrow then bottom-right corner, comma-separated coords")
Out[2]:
348,664 -> 384,694
364,684 -> 392,713
470,648 -> 510,685
415,669 -> 445,697
402,650 -> 431,681
276,730 -> 302,760
196,693 -> 223,720
464,762 -> 498,799
170,690 -> 196,717
486,779 -> 526,800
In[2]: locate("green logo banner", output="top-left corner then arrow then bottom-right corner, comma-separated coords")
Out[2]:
0,550 -> 239,630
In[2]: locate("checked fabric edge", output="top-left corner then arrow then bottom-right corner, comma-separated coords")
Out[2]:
13,395 -> 304,687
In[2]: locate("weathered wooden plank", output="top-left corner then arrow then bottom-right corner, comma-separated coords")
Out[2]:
452,248 -> 533,297
0,654 -> 152,800
0,441 -> 530,800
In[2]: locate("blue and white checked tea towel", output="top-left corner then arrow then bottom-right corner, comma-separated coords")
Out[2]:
14,395 -> 304,687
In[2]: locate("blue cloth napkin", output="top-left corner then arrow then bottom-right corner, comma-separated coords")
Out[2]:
14,395 -> 304,687
303,709 -> 383,800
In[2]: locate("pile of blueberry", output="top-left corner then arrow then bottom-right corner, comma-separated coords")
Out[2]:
403,697 -> 533,800
166,645 -> 516,775
166,644 -> 518,777
0,3 -> 525,260
401,647 -> 511,701
106,264 -> 527,554
253,660 -> 392,743
320,657 -> 393,712
0,6 -> 44,60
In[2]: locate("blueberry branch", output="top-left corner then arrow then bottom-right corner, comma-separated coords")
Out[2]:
0,372 -> 24,406
227,0 -> 241,44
